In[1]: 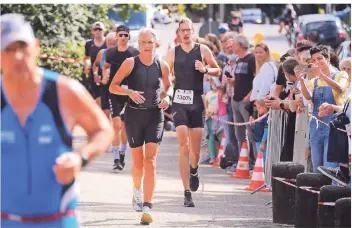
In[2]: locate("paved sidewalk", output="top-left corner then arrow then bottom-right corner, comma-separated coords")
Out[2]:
74,128 -> 291,228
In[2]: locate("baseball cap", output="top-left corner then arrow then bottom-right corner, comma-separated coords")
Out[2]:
1,13 -> 36,51
116,25 -> 130,34
218,25 -> 228,34
92,21 -> 106,30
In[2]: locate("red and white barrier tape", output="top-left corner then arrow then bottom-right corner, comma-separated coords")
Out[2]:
272,177 -> 320,194
318,201 -> 336,206
272,177 -> 298,189
212,112 -> 269,126
309,114 -> 351,135
39,54 -> 84,65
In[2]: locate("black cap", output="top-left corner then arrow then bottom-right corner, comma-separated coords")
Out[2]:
116,25 -> 130,34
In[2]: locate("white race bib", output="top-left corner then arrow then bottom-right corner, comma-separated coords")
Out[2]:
173,89 -> 194,105
122,85 -> 128,90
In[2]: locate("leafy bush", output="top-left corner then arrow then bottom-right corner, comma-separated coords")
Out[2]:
1,4 -> 146,81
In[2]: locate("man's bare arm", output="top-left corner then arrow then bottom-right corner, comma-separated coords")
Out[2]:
58,77 -> 113,162
160,60 -> 172,98
201,45 -> 221,77
109,58 -> 134,95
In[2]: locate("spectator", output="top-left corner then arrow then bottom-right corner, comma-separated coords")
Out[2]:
250,42 -> 278,102
339,58 -> 351,94
205,33 -> 222,54
228,13 -> 243,34
218,24 -> 228,41
253,99 -> 269,169
330,51 -> 340,70
230,34 -> 257,169
307,30 -> 321,46
205,77 -> 224,164
221,51 -> 240,173
299,45 -> 349,172
317,92 -> 351,187
265,58 -> 300,162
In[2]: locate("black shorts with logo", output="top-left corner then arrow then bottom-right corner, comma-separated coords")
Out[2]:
109,93 -> 127,118
124,106 -> 165,148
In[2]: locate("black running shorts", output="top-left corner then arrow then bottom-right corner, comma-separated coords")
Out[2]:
91,82 -> 101,99
109,93 -> 127,118
172,103 -> 205,129
100,85 -> 110,111
124,106 -> 165,148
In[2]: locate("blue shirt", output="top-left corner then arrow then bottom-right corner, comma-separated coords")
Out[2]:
1,69 -> 79,227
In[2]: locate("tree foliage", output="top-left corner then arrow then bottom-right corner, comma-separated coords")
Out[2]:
0,4 -> 146,80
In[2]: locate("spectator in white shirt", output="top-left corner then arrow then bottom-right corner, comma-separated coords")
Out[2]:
250,42 -> 278,102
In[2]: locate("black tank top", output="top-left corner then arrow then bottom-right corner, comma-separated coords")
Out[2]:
127,56 -> 162,109
174,43 -> 204,95
86,39 -> 107,76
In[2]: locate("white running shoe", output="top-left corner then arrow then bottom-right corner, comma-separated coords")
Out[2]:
140,206 -> 153,225
132,188 -> 143,212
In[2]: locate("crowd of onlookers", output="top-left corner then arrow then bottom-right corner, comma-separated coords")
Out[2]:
164,25 -> 351,187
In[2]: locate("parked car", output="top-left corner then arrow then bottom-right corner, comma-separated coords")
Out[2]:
294,14 -> 347,49
240,8 -> 266,24
336,41 -> 351,60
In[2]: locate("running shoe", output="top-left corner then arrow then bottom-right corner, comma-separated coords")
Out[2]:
140,206 -> 153,225
184,191 -> 195,207
317,166 -> 349,187
132,188 -> 143,212
113,159 -> 123,171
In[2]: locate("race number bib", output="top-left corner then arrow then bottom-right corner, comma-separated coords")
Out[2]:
122,85 -> 128,90
173,89 -> 194,105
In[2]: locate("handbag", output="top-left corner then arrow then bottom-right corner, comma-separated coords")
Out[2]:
327,100 -> 350,163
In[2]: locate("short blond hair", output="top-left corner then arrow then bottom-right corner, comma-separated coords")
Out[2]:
138,27 -> 157,41
178,17 -> 194,29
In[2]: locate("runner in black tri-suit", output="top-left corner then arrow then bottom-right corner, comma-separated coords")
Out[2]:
166,17 -> 221,207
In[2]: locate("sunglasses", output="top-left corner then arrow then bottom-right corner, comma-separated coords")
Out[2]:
118,34 -> 129,38
94,28 -> 103,31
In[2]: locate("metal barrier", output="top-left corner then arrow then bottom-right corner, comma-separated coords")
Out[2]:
265,110 -> 289,189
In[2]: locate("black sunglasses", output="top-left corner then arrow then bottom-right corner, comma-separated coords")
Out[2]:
118,34 -> 129,38
94,28 -> 103,31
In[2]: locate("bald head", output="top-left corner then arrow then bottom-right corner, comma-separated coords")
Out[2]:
106,32 -> 116,48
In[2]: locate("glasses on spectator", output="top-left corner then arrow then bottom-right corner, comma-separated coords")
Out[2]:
118,34 -> 129,38
94,28 -> 103,31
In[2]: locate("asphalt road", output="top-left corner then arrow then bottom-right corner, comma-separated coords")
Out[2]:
75,131 -> 292,228
76,22 -> 292,228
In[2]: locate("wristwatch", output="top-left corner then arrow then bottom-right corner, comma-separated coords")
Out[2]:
204,66 -> 209,74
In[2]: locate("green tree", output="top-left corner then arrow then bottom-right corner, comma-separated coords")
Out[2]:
0,4 -> 146,80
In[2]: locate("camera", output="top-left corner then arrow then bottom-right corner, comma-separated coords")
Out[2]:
225,71 -> 232,78
329,113 -> 350,129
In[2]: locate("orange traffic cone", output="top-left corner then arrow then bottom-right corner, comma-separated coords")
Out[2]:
212,132 -> 226,167
231,142 -> 251,179
245,151 -> 270,192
